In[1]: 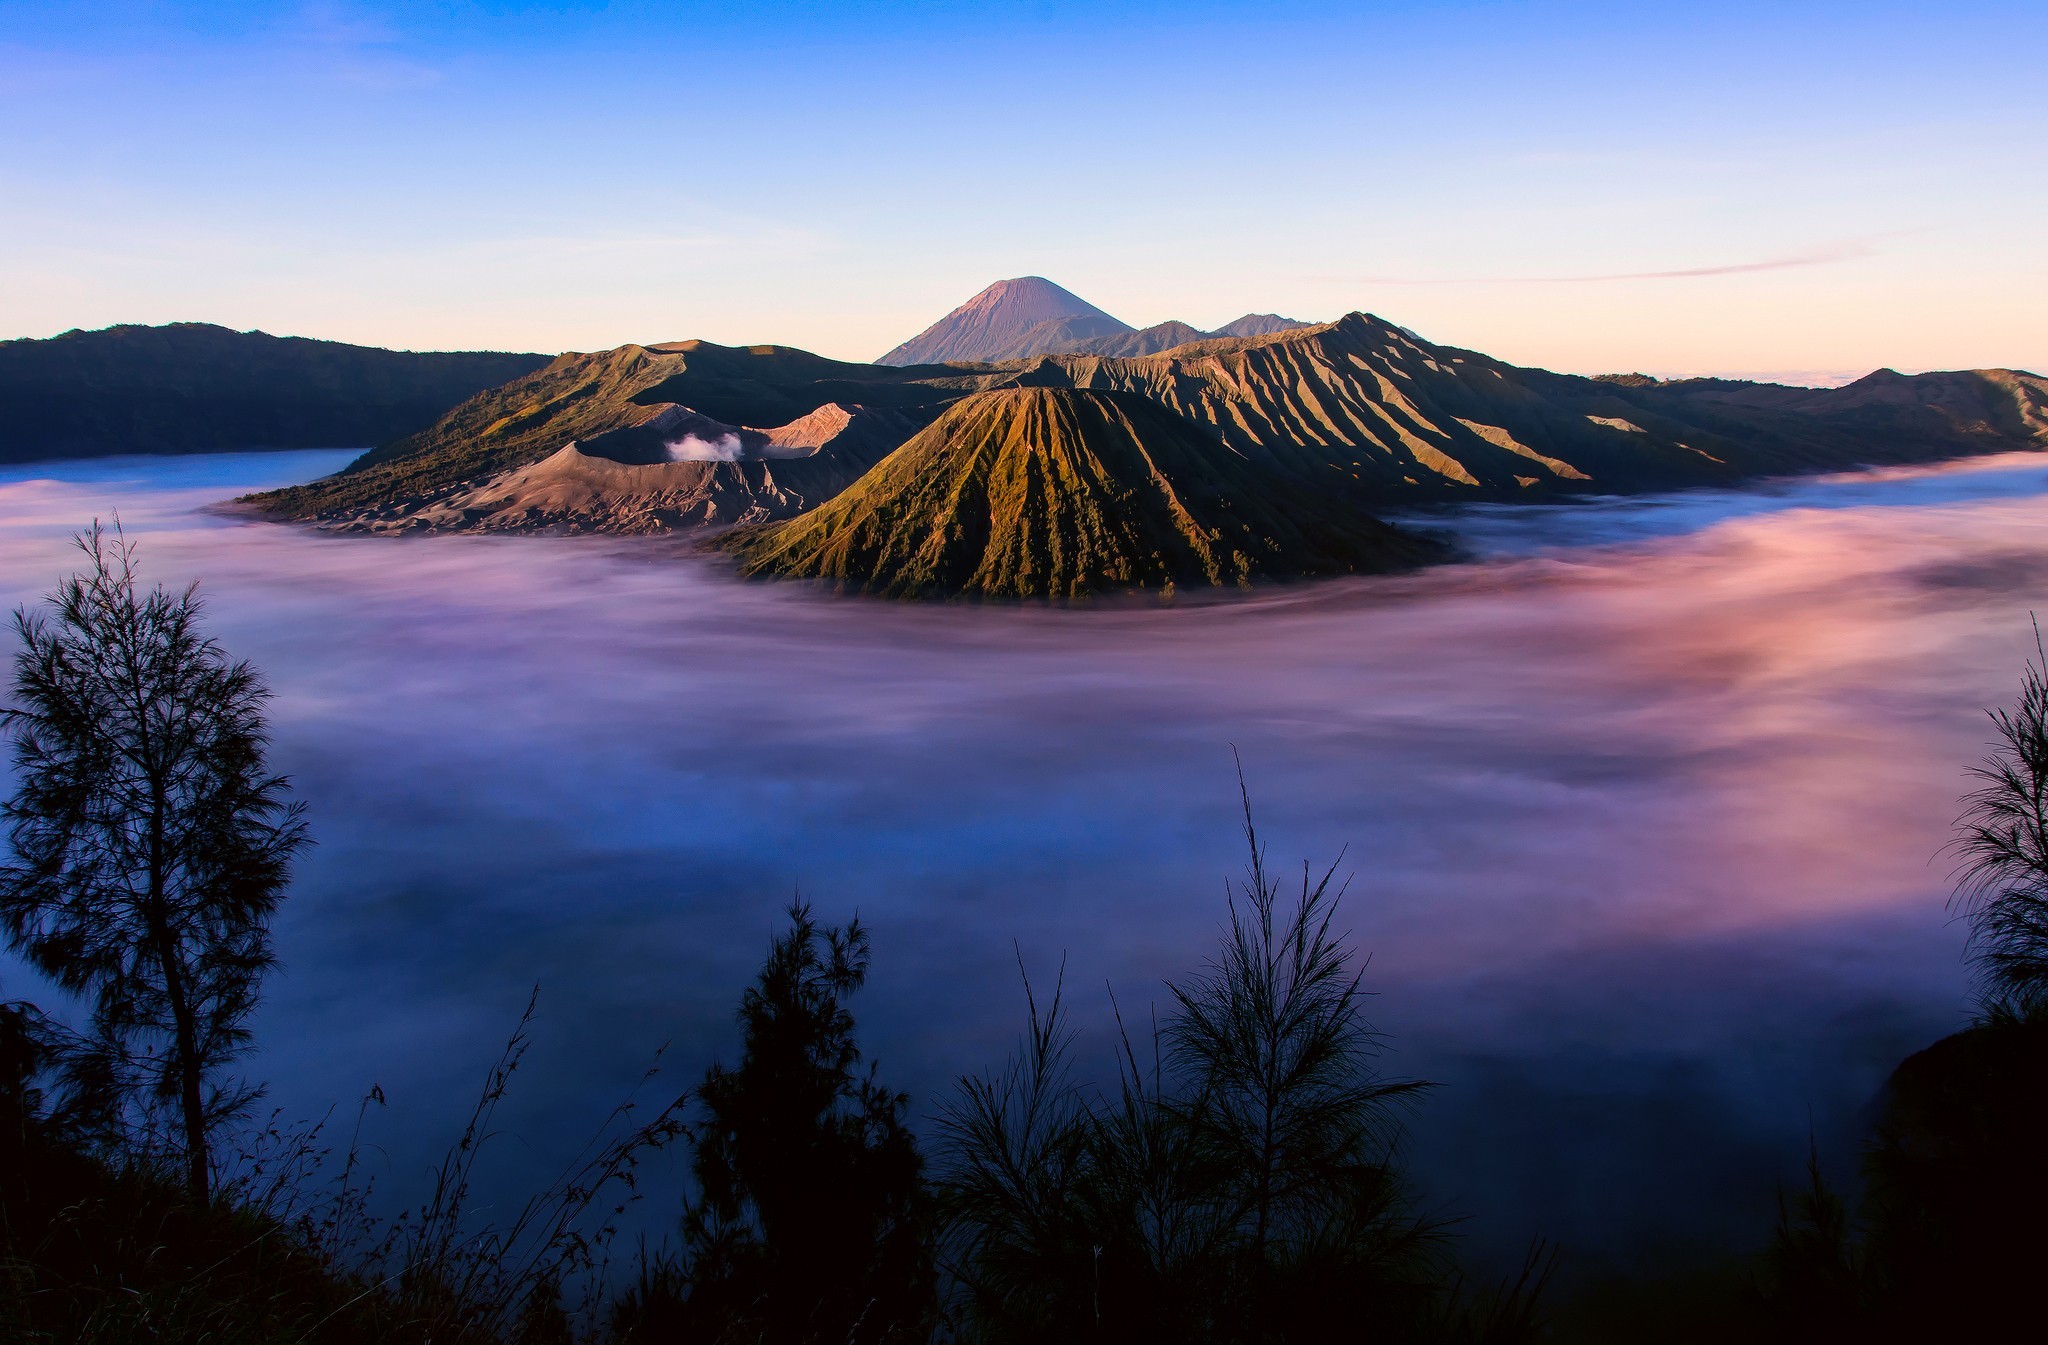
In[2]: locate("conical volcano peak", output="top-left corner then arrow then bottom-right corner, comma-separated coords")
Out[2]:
878,279 -> 1323,365
952,277 -> 1120,327
878,277 -> 1134,365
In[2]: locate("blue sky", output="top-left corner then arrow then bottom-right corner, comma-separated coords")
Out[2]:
3,1 -> 2044,377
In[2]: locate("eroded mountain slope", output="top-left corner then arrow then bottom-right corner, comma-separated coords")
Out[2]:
721,387 -> 1444,598
953,316 -> 2048,499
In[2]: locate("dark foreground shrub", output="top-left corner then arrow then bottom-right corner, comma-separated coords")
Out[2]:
609,900 -> 932,1345
0,1000 -> 434,1344
1860,1016 -> 2048,1342
934,784 -> 1546,1345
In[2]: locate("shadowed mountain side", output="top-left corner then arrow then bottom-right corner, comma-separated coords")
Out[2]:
980,314 -> 1138,359
909,314 -> 1305,362
721,387 -> 1445,599
1657,367 -> 2048,442
304,403 -> 926,534
1064,313 -> 1318,356
1060,320 -> 1213,358
1004,312 -> 1315,359
1212,313 -> 1312,339
0,323 -> 548,463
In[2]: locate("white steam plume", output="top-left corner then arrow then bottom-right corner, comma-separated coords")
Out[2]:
664,433 -> 747,462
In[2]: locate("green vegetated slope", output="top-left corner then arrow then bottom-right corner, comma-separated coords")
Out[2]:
0,323 -> 548,463
722,387 -> 1445,598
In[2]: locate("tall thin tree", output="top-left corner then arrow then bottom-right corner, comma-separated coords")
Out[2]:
937,771 -> 1448,1345
1164,772 -> 1433,1332
0,522 -> 307,1201
1952,620 -> 2048,1018
679,899 -> 929,1344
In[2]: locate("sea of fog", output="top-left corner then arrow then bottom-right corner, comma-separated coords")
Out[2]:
5,447 -> 2048,1284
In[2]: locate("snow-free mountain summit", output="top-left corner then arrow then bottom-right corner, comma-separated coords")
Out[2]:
876,277 -> 1311,365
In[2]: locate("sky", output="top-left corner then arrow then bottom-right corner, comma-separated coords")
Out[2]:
2,1 -> 2045,378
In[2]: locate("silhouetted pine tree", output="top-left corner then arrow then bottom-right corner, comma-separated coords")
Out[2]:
0,523 -> 307,1202
1951,621 -> 2048,1018
1754,1138 -> 1864,1340
621,899 -> 930,1344
0,989 -> 50,1179
1163,782 -> 1439,1342
937,778 -> 1457,1345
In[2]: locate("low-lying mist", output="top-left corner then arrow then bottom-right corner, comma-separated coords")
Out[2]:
4,448 -> 2044,1284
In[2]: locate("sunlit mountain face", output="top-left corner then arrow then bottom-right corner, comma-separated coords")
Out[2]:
5,448 -> 2041,1279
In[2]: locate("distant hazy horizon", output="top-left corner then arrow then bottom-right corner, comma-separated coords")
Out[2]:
0,310 -> 1942,389
3,1 -> 2044,378
0,305 -> 2011,398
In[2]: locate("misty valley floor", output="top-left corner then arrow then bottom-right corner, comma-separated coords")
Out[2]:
4,448 -> 2043,1289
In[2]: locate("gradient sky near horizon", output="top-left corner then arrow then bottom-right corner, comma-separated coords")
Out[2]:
3,1 -> 2045,379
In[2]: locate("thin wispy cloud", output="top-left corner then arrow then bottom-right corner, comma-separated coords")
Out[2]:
270,1 -> 441,89
289,1 -> 404,49
1350,241 -> 1876,285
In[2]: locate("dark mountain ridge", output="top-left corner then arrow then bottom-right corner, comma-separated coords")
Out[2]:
1212,313 -> 1309,339
0,322 -> 550,463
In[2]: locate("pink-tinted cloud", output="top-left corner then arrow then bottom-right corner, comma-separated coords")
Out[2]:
5,447 -> 2039,1278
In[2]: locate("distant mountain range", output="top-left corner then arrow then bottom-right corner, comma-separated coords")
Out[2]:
0,323 -> 549,464
877,277 -> 1311,364
243,283 -> 2048,599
